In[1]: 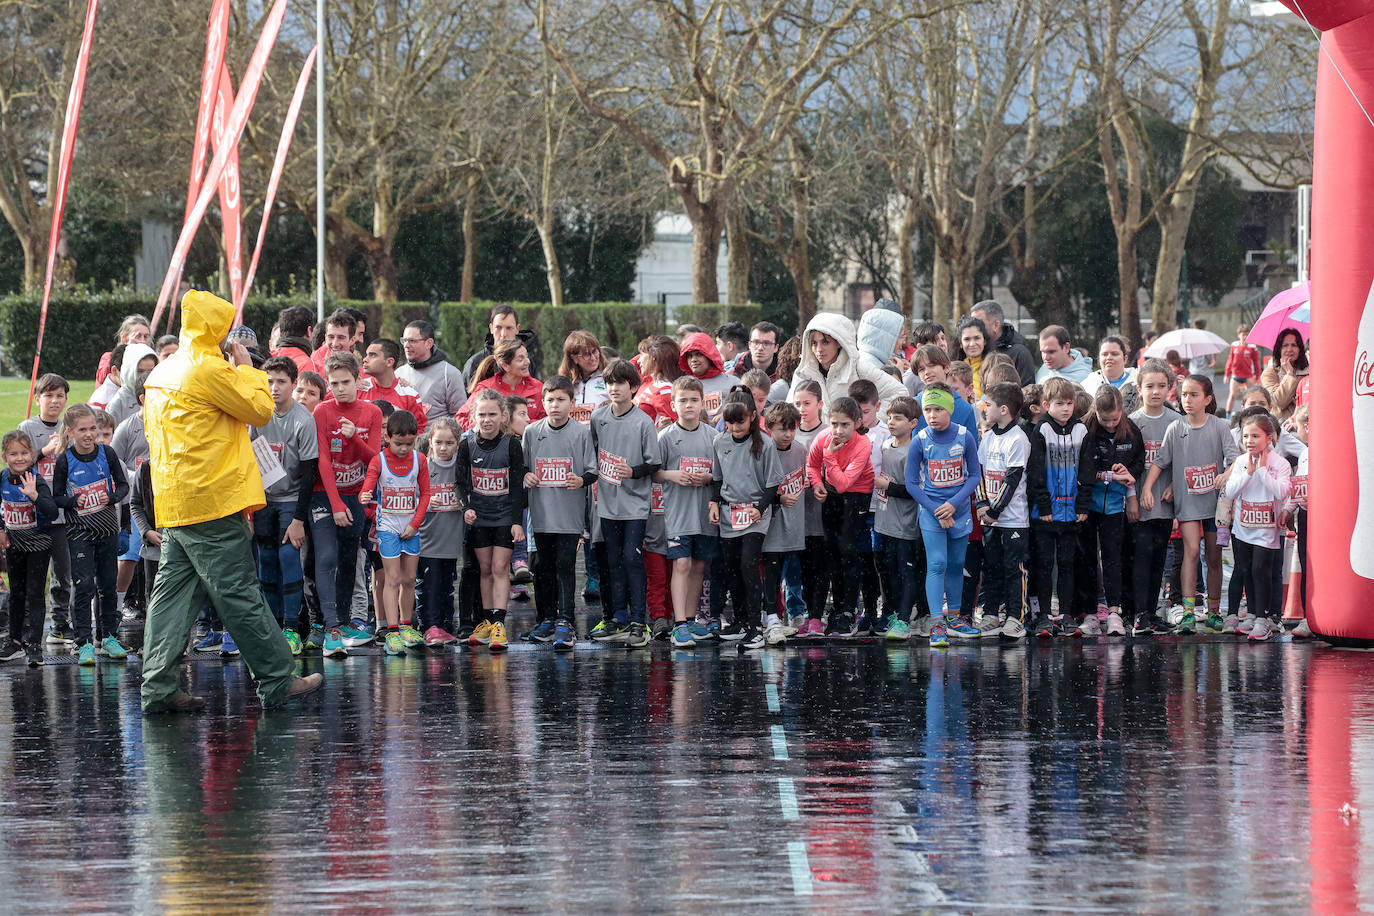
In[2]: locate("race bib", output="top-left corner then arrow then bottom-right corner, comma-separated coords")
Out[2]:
380,486 -> 416,514
3,499 -> 36,530
134,455 -> 149,469
651,483 -> 665,515
472,467 -> 509,496
984,469 -> 1005,502
430,482 -> 460,511
536,457 -> 572,486
73,480 -> 108,517
571,406 -> 593,426
598,450 -> 626,486
1239,500 -> 1275,529
1290,475 -> 1307,505
680,456 -> 712,479
1184,463 -> 1216,495
729,502 -> 754,529
36,454 -> 56,482
781,467 -> 805,500
1144,439 -> 1162,465
703,391 -> 722,414
928,457 -> 964,488
268,441 -> 285,459
874,489 -> 888,510
334,461 -> 364,489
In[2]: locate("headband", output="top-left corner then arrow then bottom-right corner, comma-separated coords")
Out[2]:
922,388 -> 955,414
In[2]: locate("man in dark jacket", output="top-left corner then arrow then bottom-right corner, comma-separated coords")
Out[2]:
972,299 -> 1036,386
462,304 -> 540,380
732,321 -> 782,380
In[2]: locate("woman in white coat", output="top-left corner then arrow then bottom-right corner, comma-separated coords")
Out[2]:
789,311 -> 907,419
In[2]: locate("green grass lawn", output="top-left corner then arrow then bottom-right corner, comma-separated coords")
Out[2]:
0,378 -> 96,432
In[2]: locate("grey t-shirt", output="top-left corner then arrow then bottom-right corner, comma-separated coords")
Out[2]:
1150,413 -> 1238,522
713,431 -> 783,539
523,418 -> 597,535
18,416 -> 65,523
111,412 -> 150,482
874,439 -> 918,539
697,372 -> 738,423
763,441 -> 806,553
657,421 -> 717,539
418,455 -> 464,558
252,401 -> 320,503
793,423 -> 825,537
590,403 -> 660,521
645,482 -> 668,552
1131,407 -> 1181,522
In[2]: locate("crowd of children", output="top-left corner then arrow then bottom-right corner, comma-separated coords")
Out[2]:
0,308 -> 1315,668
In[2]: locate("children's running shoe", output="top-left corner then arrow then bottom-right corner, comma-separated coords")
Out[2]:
623,622 -> 650,649
704,618 -> 723,641
794,618 -> 821,638
398,624 -> 425,648
651,617 -> 671,641
0,639 -> 24,662
929,624 -> 949,648
306,624 -> 327,650
827,611 -> 855,637
946,616 -> 981,640
599,619 -> 634,642
527,620 -> 556,643
1291,619 -> 1314,639
340,624 -> 375,648
455,624 -> 476,642
588,618 -> 617,641
1203,613 -> 1226,634
871,615 -> 889,636
786,616 -> 806,636
219,632 -> 240,656
489,622 -> 509,652
764,623 -> 787,646
1000,617 -> 1027,640
510,584 -> 532,602
423,626 -> 457,647
1131,617 -> 1156,637
193,631 -> 224,652
914,616 -> 935,638
1236,615 -> 1256,634
1247,617 -> 1276,641
583,581 -> 601,603
885,617 -> 911,641
1221,614 -> 1240,634
687,620 -> 712,642
1074,616 -> 1100,637
1175,612 -> 1197,635
26,645 -> 43,667
77,642 -> 96,666
718,620 -> 746,642
511,559 -> 533,584
383,630 -> 406,656
468,621 -> 496,646
282,627 -> 304,656
99,635 -> 130,659
350,618 -> 377,637
850,616 -> 874,637
976,614 -> 1004,636
671,622 -> 697,648
1032,616 -> 1058,638
739,627 -> 766,650
45,627 -> 74,646
323,628 -> 348,658
553,619 -> 576,652
1105,612 -> 1126,637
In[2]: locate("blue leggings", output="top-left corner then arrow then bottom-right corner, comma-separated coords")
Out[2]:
920,526 -> 969,617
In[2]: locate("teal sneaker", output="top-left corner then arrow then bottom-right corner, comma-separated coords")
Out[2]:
282,627 -> 303,656
671,622 -> 696,648
339,624 -> 375,648
929,624 -> 949,649
323,627 -> 348,658
884,616 -> 911,641
305,624 -> 326,650
1203,613 -> 1225,634
383,630 -> 406,656
99,636 -> 129,660
1175,611 -> 1197,635
77,642 -> 96,666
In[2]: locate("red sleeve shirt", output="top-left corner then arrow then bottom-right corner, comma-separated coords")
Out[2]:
362,449 -> 431,530
806,429 -> 874,494
314,397 -> 384,512
357,377 -> 429,432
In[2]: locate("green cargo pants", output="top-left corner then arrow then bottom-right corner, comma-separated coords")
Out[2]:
141,513 -> 294,712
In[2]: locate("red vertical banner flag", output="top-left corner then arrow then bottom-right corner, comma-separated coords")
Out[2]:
236,46 -> 317,321
25,0 -> 100,418
149,0 -> 289,333
212,63 -> 244,306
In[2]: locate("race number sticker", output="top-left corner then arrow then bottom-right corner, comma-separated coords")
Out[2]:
984,469 -> 1006,502
1290,475 -> 1307,505
1184,463 -> 1217,495
334,460 -> 364,489
3,500 -> 35,530
874,489 -> 888,510
570,406 -> 593,426
928,457 -> 964,487
36,454 -> 56,482
680,456 -> 712,481
1239,500 -> 1275,528
381,486 -> 416,514
536,457 -> 572,486
729,502 -> 754,530
651,483 -> 665,515
1144,439 -> 1163,465
781,467 -> 805,500
598,450 -> 626,486
703,391 -> 722,414
72,480 -> 108,517
430,482 -> 460,511
472,467 -> 509,496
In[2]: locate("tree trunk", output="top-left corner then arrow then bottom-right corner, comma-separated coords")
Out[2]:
951,252 -> 974,324
785,138 -> 814,325
460,186 -> 477,302
930,250 -> 950,330
324,226 -> 349,297
1117,229 -> 1140,347
20,223 -> 43,292
1151,201 -> 1192,335
725,206 -> 749,307
360,237 -> 398,302
897,193 -> 919,321
535,219 -> 564,307
689,206 -> 724,305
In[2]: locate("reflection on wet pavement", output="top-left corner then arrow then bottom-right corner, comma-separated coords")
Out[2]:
2,641 -> 1372,912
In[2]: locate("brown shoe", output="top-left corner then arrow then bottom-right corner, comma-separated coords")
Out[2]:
145,692 -> 206,714
286,673 -> 323,700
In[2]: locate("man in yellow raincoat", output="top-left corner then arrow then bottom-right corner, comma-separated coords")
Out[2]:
140,290 -> 322,713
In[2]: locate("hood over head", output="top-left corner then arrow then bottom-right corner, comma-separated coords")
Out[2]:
120,343 -> 157,396
179,290 -> 236,357
856,307 -> 905,366
797,312 -> 859,376
678,332 -> 725,378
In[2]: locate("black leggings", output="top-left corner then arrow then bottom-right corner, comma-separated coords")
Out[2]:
762,551 -> 787,622
822,492 -> 868,617
534,533 -> 580,621
1233,538 -> 1279,618
1131,519 -> 1171,620
721,533 -> 765,627
1085,512 -> 1128,607
802,536 -> 829,619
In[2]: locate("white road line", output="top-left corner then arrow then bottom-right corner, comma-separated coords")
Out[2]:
771,724 -> 789,760
777,777 -> 799,820
787,841 -> 814,896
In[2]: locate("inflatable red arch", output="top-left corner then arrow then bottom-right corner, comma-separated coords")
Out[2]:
1279,1 -> 1374,644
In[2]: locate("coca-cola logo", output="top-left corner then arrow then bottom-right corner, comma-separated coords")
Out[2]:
1356,349 -> 1374,397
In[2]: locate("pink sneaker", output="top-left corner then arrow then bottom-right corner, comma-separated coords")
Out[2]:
800,619 -> 825,637
423,625 -> 457,646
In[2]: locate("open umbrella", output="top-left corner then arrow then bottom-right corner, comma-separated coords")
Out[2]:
1247,282 -> 1311,349
1143,327 -> 1231,360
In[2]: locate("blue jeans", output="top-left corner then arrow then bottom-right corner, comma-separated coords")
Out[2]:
920,525 -> 969,616
254,501 -> 304,627
308,491 -> 366,628
883,535 -> 920,621
781,552 -> 805,617
601,518 -> 647,624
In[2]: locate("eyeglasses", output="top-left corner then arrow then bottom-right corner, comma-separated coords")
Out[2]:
749,338 -> 776,348
401,337 -> 425,345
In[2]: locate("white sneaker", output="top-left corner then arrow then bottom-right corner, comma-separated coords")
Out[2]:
1105,612 -> 1125,637
1222,614 -> 1239,634
1248,617 -> 1275,641
977,613 -> 1004,634
764,623 -> 787,646
785,616 -> 805,637
1001,617 -> 1027,640
1292,618 -> 1314,639
914,616 -> 934,638
1166,605 -> 1188,626
1076,615 -> 1101,637
1237,615 -> 1256,634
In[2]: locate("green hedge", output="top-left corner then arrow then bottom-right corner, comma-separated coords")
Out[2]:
0,288 -> 767,380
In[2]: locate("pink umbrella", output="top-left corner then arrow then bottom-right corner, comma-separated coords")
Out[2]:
1247,282 -> 1311,349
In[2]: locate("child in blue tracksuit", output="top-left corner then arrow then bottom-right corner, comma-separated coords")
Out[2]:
906,384 -> 981,646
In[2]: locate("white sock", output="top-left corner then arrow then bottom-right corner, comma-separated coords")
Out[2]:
116,590 -> 127,610
766,613 -> 781,627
